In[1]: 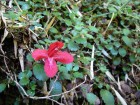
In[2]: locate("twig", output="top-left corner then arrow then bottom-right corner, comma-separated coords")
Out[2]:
111,86 -> 127,105
47,97 -> 64,105
1,67 -> 63,105
29,75 -> 87,99
43,17 -> 56,37
90,45 -> 95,80
13,0 -> 22,12
3,55 -> 10,72
103,12 -> 114,36
28,28 -> 39,37
48,73 -> 59,95
133,64 -> 140,71
1,63 -> 87,105
47,75 -> 87,98
8,0 -> 13,8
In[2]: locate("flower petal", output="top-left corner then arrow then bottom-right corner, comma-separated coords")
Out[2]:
53,51 -> 74,64
49,41 -> 64,50
44,58 -> 58,78
47,41 -> 64,57
32,49 -> 48,61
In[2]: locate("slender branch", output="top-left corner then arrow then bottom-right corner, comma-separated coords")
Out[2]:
48,73 -> 59,95
3,55 -> 10,72
133,64 -> 140,71
30,75 -> 87,99
90,45 -> 95,80
47,97 -> 64,105
13,0 -> 22,12
103,12 -> 114,36
1,65 -> 87,105
0,68 -> 63,105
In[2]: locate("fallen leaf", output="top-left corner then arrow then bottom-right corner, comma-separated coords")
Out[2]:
120,81 -> 132,94
95,97 -> 100,105
135,90 -> 140,99
80,84 -> 91,97
1,28 -> 8,43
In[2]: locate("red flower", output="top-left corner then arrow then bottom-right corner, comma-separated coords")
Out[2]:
32,41 -> 74,78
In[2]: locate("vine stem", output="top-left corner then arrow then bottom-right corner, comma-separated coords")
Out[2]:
1,66 -> 87,105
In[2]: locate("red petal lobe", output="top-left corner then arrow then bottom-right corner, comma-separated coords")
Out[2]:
32,49 -> 48,60
49,41 -> 64,50
44,58 -> 58,78
53,51 -> 74,64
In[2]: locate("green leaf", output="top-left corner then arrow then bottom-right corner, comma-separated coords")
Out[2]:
26,70 -> 32,78
68,41 -> 79,51
29,81 -> 36,90
123,65 -> 131,71
108,7 -> 117,12
113,57 -> 121,65
39,40 -> 46,45
59,66 -> 71,80
71,30 -> 78,36
137,48 -> 140,54
26,54 -> 34,62
105,44 -> 113,50
0,83 -> 6,93
19,77 -> 29,86
80,57 -> 91,65
34,44 -> 43,49
74,25 -> 82,30
89,26 -> 98,33
64,19 -> 72,26
122,36 -> 132,47
98,83 -> 103,89
49,80 -> 62,100
33,64 -> 48,81
99,64 -> 108,73
6,11 -> 19,20
100,89 -> 115,105
73,64 -> 79,71
60,71 -> 71,80
18,70 -> 32,79
86,34 -> 93,39
123,28 -> 131,36
75,37 -> 87,45
66,63 -> 73,71
50,27 -> 58,33
22,3 -> 30,10
98,45 -> 103,50
110,48 -> 118,55
14,98 -> 20,105
114,42 -> 121,48
118,48 -> 127,57
86,93 -> 98,104
129,54 -> 136,63
18,72 -> 26,79
52,12 -> 61,17
73,72 -> 83,79
27,89 -> 35,96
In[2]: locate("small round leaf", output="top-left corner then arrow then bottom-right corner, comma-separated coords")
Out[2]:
0,83 -> 6,93
33,64 -> 48,81
119,48 -> 127,57
122,36 -> 132,47
49,80 -> 62,100
100,89 -> 115,105
86,93 -> 98,104
113,57 -> 121,65
26,54 -> 34,62
68,41 -> 79,51
19,77 -> 29,86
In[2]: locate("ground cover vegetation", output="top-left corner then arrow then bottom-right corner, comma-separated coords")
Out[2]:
0,0 -> 140,105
